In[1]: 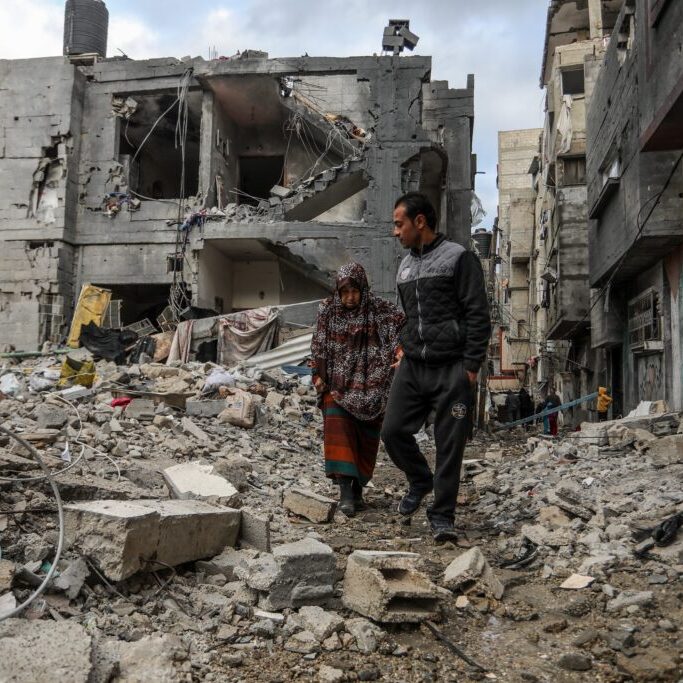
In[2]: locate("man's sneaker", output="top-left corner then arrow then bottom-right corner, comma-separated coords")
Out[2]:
397,488 -> 430,516
431,519 -> 459,543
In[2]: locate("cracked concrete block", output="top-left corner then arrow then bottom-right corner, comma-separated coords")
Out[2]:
283,487 -> 337,523
64,500 -> 160,581
65,499 -> 240,581
345,617 -> 386,653
0,618 -> 92,683
237,537 -> 336,610
138,499 -> 240,567
342,550 -> 446,623
443,547 -> 504,600
163,461 -> 241,507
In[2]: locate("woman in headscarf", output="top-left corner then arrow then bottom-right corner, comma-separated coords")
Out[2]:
311,263 -> 405,516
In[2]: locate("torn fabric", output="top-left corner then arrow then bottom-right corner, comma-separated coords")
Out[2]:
217,307 -> 279,365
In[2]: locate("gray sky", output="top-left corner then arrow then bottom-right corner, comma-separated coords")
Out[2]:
0,0 -> 548,225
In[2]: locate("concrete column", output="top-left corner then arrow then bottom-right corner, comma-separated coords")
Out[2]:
198,90 -> 215,207
588,0 -> 604,39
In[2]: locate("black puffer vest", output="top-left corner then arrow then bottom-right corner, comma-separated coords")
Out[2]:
397,235 -> 469,366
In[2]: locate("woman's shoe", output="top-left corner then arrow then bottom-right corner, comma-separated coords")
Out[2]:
338,476 -> 356,517
351,478 -> 367,511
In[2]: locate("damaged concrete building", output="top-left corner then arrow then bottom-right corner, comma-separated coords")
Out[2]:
495,0 -> 683,420
586,0 -> 683,413
0,4 -> 476,351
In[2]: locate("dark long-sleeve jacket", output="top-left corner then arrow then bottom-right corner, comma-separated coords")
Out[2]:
396,234 -> 491,371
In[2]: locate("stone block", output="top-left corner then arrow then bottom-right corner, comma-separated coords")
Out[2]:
646,434 -> 683,467
576,422 -> 609,446
64,500 -> 160,581
65,499 -> 239,581
180,416 -> 211,443
163,461 -> 241,507
237,537 -> 336,610
0,618 -> 92,683
443,547 -> 504,600
138,499 -> 240,567
283,488 -> 337,523
126,398 -> 156,420
239,507 -> 271,551
342,550 -> 446,623
185,399 -> 226,418
34,404 -> 68,429
298,605 -> 344,642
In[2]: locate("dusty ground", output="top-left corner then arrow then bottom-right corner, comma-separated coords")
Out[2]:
1,359 -> 682,682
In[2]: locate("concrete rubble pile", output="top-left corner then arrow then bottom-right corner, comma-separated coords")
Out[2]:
0,351 -> 682,680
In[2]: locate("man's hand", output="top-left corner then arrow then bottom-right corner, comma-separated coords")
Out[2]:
466,370 -> 478,386
391,346 -> 404,369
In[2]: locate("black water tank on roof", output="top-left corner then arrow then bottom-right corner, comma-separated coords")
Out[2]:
63,0 -> 109,57
471,228 -> 492,258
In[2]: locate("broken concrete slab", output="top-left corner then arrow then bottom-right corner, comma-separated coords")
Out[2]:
196,547 -> 258,581
298,605 -> 344,642
125,398 -> 156,421
0,618 -> 92,682
343,550 -> 446,622
237,537 -> 335,610
65,499 -> 239,581
64,500 -> 159,581
52,557 -> 89,599
138,499 -> 240,568
180,416 -> 211,443
443,547 -> 504,600
34,403 -> 68,429
163,461 -> 241,507
345,617 -> 386,654
185,399 -> 226,418
116,633 -> 189,682
606,590 -> 654,612
560,574 -> 595,590
283,487 -> 337,523
646,434 -> 683,467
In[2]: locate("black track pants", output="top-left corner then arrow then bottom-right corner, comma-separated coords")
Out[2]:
381,357 -> 473,524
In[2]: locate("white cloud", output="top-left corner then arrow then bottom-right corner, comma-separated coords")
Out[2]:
0,0 -> 62,59
108,16 -> 163,60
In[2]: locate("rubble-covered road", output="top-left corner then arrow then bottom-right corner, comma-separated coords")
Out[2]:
1,356 -> 682,682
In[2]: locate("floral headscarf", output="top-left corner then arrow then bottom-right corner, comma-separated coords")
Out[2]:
311,263 -> 405,420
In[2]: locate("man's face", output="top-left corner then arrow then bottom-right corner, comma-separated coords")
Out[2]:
393,204 -> 422,249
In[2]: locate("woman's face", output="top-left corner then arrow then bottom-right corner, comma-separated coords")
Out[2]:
339,284 -> 361,310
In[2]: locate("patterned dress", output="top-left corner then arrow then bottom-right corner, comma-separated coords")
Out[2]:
311,263 -> 405,483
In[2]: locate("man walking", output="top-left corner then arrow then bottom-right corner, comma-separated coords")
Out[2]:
381,192 -> 491,542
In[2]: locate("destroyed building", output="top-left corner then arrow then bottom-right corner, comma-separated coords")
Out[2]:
0,4 -> 476,352
586,0 -> 683,413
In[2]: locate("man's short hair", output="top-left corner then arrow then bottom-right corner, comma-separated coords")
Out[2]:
394,192 -> 437,230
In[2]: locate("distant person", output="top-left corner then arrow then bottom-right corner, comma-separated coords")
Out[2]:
519,387 -> 534,430
596,386 -> 613,422
543,388 -> 561,436
505,389 -> 521,423
381,192 -> 491,543
311,263 -> 404,517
